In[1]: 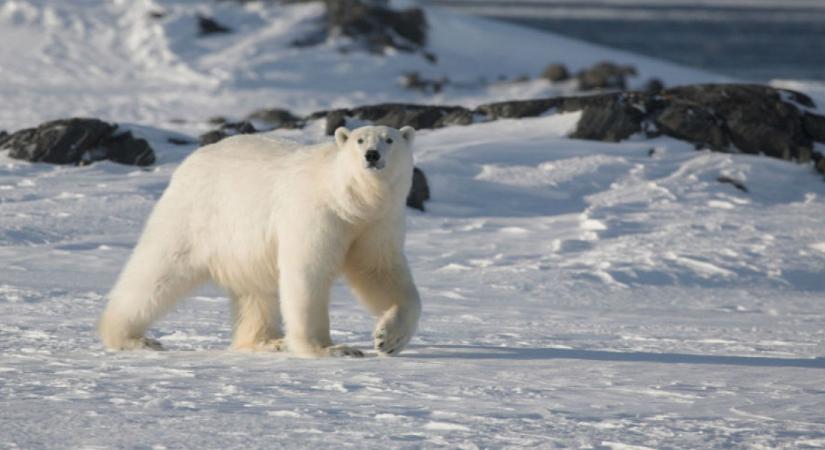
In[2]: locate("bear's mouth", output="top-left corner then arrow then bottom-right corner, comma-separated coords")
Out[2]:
364,160 -> 386,170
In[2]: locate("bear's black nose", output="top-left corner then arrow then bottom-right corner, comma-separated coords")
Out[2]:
365,150 -> 381,163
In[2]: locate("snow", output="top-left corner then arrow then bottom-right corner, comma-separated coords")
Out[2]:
2,1 -> 825,448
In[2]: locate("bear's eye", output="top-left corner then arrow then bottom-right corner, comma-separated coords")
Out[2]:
386,138 -> 393,144
357,138 -> 364,144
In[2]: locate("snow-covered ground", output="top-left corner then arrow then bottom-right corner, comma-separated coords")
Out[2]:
2,1 -> 825,448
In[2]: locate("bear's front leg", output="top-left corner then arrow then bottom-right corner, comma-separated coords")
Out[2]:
344,254 -> 421,356
278,234 -> 363,358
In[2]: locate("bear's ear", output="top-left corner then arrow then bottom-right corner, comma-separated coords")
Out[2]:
400,126 -> 415,145
334,127 -> 351,148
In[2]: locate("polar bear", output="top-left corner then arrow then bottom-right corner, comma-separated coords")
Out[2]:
98,125 -> 421,357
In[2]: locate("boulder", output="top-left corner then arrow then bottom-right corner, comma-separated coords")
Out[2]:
803,112 -> 825,143
198,121 -> 257,146
406,167 -> 430,211
541,63 -> 570,82
576,61 -> 637,91
565,94 -> 644,142
198,14 -> 232,36
0,118 -> 155,166
652,101 -> 728,150
245,108 -> 304,129
102,131 -> 155,166
199,130 -> 227,147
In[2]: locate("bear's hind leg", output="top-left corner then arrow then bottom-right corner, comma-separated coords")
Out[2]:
231,292 -> 284,351
99,246 -> 204,351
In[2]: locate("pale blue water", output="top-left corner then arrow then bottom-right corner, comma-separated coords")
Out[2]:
425,1 -> 825,81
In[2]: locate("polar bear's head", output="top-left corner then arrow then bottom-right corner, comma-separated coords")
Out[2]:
334,125 -> 415,174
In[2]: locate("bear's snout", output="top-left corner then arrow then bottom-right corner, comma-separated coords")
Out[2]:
365,150 -> 381,164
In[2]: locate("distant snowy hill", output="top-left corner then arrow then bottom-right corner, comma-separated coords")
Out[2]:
1,1 -> 824,449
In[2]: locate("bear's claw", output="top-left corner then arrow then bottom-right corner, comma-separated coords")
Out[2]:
374,327 -> 410,356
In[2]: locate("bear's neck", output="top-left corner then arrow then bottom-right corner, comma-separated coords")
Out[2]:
328,154 -> 408,224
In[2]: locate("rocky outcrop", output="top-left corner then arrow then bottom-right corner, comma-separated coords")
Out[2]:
206,86 -> 825,170
313,103 -> 474,135
306,84 -> 825,177
292,0 -> 429,55
0,118 -> 155,166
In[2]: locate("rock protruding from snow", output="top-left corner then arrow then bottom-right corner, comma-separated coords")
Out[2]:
201,84 -> 825,178
406,167 -> 430,212
315,103 -> 473,135
0,118 -> 155,166
539,61 -> 639,90
541,63 -> 571,82
576,61 -> 638,91
245,108 -> 304,130
198,14 -> 232,36
292,0 -> 428,54
199,121 -> 258,146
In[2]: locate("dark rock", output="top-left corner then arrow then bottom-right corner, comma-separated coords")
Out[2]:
207,116 -> 228,125
541,63 -> 570,82
1,118 -> 114,164
199,130 -> 228,146
102,131 -> 155,166
434,109 -> 476,128
293,0 -> 429,55
476,99 -> 560,120
803,113 -> 825,143
317,103 -> 471,135
668,85 -> 810,160
566,94 -> 644,142
652,101 -> 728,150
230,121 -> 257,134
0,130 -> 7,142
246,108 -> 304,129
406,167 -> 430,211
148,10 -> 166,19
644,78 -> 665,94
198,121 -> 257,146
323,110 -> 349,136
0,118 -> 155,166
198,14 -> 232,36
400,72 -> 448,93
576,61 -> 637,91
717,176 -> 748,193
168,137 -> 194,146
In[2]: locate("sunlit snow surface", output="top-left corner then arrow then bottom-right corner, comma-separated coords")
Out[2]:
1,1 -> 825,448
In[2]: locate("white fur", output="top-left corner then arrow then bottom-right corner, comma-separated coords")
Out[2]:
98,125 -> 421,357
